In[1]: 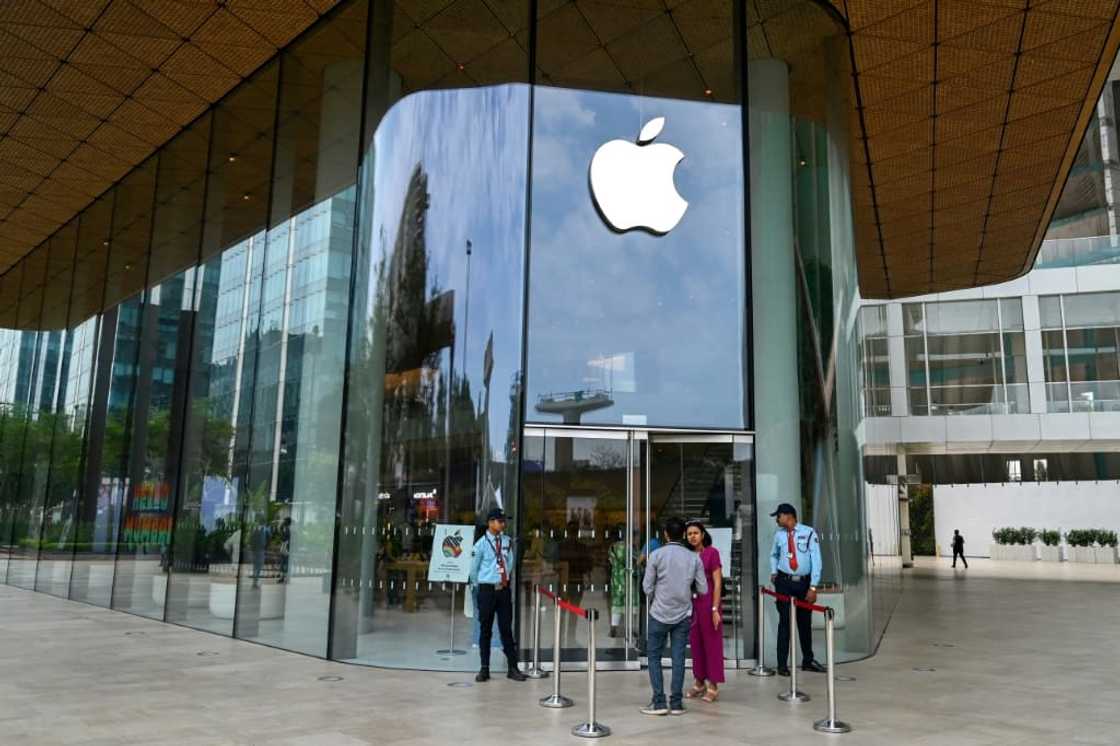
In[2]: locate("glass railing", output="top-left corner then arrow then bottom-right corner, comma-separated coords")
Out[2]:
1034,236 -> 1120,269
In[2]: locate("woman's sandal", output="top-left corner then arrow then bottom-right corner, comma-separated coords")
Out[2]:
701,686 -> 720,703
684,682 -> 706,699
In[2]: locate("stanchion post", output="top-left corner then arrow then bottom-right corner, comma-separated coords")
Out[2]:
748,586 -> 775,677
525,585 -> 549,679
777,595 -> 809,703
540,593 -> 573,708
572,609 -> 610,739
814,608 -> 851,734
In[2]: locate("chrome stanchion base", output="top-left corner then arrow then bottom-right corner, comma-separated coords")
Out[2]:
524,666 -> 550,679
540,694 -> 574,709
814,718 -> 851,734
747,664 -> 775,677
571,722 -> 611,738
777,689 -> 811,703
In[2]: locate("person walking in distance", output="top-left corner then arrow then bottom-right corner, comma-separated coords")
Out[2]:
641,517 -> 708,717
683,520 -> 724,703
951,529 -> 968,568
769,503 -> 826,676
469,508 -> 526,683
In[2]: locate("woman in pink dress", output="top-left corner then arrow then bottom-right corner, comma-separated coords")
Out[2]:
684,520 -> 724,702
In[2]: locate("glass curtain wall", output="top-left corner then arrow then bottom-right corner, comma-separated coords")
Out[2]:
331,0 -> 531,669
858,306 -> 890,416
1040,292 -> 1120,412
5,245 -> 49,588
35,196 -> 112,598
903,299 -> 1029,415
0,263 -> 23,582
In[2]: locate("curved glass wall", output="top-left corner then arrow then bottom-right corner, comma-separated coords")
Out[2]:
0,0 -> 897,670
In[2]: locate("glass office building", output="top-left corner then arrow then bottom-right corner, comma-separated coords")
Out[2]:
0,0 -> 898,670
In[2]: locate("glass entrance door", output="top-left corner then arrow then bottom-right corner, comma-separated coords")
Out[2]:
519,428 -> 755,669
519,428 -> 645,666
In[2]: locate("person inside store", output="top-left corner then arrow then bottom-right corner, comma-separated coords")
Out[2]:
469,508 -> 526,683
769,502 -> 827,675
641,517 -> 708,716
683,520 -> 724,702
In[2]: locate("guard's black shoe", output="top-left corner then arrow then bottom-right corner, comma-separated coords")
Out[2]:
777,666 -> 790,677
801,659 -> 827,673
507,669 -> 527,682
475,668 -> 490,682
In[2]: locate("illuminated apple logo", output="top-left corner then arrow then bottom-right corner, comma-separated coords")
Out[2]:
589,117 -> 688,235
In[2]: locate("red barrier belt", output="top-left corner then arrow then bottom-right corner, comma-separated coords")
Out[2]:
537,587 -> 590,618
760,586 -> 831,614
759,586 -> 792,603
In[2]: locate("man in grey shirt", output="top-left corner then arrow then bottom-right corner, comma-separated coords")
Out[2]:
641,516 -> 708,716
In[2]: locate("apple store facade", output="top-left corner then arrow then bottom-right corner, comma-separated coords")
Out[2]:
0,0 -> 899,671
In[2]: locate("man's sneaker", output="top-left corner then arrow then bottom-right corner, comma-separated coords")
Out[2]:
507,668 -> 527,682
801,659 -> 827,673
777,666 -> 790,677
640,703 -> 669,716
669,705 -> 686,716
475,668 -> 490,682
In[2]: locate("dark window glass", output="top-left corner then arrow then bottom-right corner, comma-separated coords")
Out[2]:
0,263 -> 23,581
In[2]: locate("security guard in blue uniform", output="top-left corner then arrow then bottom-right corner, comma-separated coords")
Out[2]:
469,508 -> 526,682
769,503 -> 826,675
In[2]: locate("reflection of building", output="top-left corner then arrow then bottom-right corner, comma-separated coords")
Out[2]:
1,0 -> 1119,673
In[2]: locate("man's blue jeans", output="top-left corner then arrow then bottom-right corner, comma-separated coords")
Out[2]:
647,615 -> 689,708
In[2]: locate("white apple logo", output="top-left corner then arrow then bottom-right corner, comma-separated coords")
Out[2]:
589,117 -> 688,235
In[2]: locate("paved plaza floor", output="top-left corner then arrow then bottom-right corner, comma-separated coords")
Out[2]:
1,557 -> 1118,745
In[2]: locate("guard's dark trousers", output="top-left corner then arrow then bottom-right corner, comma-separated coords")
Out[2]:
477,583 -> 519,669
952,548 -> 968,568
774,573 -> 815,667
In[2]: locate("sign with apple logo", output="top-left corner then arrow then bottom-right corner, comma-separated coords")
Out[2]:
589,117 -> 688,235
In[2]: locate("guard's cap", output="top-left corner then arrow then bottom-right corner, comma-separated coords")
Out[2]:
485,508 -> 508,522
769,502 -> 797,518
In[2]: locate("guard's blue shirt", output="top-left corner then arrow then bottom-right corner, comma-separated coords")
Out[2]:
770,522 -> 822,586
469,530 -> 514,585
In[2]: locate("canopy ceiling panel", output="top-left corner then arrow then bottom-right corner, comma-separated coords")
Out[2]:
0,0 -> 341,274
833,0 -> 1120,298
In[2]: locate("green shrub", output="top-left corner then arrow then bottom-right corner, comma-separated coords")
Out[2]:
992,527 -> 1018,545
1095,529 -> 1118,548
1040,529 -> 1061,546
1066,529 -> 1094,547
1018,527 -> 1039,545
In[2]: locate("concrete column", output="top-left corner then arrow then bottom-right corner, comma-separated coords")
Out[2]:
886,302 -> 908,416
749,59 -> 801,583
1021,295 -> 1047,414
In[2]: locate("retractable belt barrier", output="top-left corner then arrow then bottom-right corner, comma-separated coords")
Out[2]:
759,586 -> 852,734
533,585 -> 610,738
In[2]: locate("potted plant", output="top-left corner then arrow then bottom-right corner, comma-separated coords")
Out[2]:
1038,530 -> 1061,562
1065,530 -> 1097,563
990,527 -> 1038,560
1094,529 -> 1118,565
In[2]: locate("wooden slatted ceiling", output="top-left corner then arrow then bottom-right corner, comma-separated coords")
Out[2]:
0,0 -> 341,274
834,0 -> 1120,298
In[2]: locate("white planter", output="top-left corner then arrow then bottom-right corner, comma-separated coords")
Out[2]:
209,579 -> 237,619
990,544 -> 1037,561
1038,545 -> 1061,562
1094,547 -> 1118,564
1070,546 -> 1098,564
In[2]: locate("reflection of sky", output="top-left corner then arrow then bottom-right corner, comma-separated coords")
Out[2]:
527,88 -> 747,428
367,85 -> 529,455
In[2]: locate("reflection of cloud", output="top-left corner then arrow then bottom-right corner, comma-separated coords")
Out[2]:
537,87 -> 597,130
527,87 -> 748,427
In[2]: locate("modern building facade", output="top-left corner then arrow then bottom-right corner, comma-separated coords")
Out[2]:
1,0 -> 1117,672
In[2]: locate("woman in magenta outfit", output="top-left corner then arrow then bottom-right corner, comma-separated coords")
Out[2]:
684,520 -> 724,702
